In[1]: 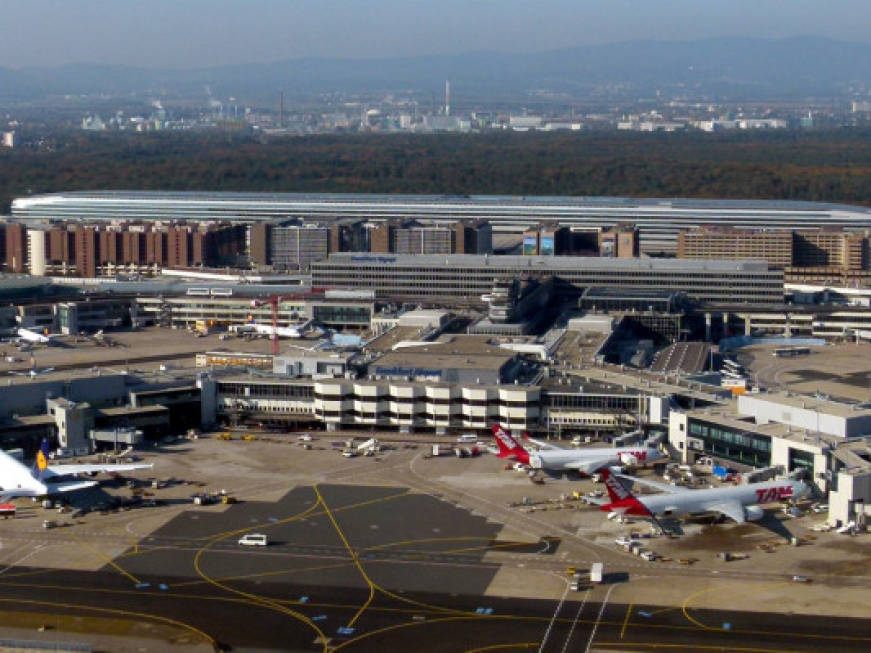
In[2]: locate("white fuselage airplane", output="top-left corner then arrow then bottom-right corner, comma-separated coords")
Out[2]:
598,467 -> 808,524
491,424 -> 665,476
0,439 -> 152,500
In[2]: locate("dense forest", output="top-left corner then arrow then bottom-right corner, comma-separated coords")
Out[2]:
4,129 -> 871,212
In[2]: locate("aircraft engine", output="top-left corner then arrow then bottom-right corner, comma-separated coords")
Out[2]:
618,452 -> 639,466
745,505 -> 765,521
529,454 -> 543,469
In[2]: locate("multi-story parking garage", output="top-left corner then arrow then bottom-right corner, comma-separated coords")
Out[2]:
12,191 -> 871,254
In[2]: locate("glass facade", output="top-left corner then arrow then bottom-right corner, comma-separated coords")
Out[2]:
789,447 -> 815,473
312,304 -> 371,326
688,418 -> 772,467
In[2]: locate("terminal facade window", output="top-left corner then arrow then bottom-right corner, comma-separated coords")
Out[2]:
788,447 -> 815,473
688,418 -> 771,467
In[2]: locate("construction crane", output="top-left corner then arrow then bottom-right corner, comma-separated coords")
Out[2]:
250,295 -> 284,356
250,289 -> 323,356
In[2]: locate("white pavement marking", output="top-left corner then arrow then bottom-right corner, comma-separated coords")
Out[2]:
0,543 -> 46,575
584,584 -> 616,653
538,572 -> 570,653
560,587 -> 590,653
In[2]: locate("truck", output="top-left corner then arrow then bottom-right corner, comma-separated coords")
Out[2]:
590,562 -> 603,584
713,465 -> 738,481
357,438 -> 380,454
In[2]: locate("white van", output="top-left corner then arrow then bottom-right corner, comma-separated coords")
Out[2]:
457,434 -> 478,443
238,533 -> 268,547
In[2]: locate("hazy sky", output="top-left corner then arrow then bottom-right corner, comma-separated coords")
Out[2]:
3,0 -> 871,69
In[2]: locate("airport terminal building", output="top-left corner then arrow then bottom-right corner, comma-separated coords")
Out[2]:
311,254 -> 784,305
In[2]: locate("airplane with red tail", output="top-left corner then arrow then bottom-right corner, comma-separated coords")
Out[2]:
597,467 -> 808,524
491,424 -> 664,477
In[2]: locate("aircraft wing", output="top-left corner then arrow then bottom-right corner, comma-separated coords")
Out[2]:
617,474 -> 688,494
47,480 -> 99,493
45,462 -> 152,477
564,459 -> 613,475
0,488 -> 39,500
706,500 -> 746,524
523,436 -> 562,450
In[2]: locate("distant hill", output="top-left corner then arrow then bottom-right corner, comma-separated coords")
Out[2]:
2,36 -> 871,102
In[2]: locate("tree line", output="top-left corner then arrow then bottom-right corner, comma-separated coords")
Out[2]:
3,129 -> 871,213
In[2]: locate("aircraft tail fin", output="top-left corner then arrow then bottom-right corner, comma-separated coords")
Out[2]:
598,468 -> 652,516
32,438 -> 51,481
492,424 -> 526,459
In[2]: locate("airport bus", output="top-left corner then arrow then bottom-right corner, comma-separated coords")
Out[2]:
772,347 -> 811,358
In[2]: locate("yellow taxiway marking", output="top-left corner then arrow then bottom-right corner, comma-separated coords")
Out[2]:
463,643 -> 539,652
620,602 -> 634,639
72,535 -> 141,585
0,596 -> 216,650
313,484 -> 377,629
192,497 -> 329,652
596,643 -> 802,652
681,581 -> 790,631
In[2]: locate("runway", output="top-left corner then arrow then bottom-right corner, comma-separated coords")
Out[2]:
0,483 -> 868,651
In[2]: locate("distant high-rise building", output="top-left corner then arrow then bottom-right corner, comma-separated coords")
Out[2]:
4,223 -> 27,272
368,222 -> 394,254
678,226 -> 792,266
394,226 -> 452,255
27,229 -> 48,276
250,223 -> 272,266
369,219 -> 491,255
599,224 -> 640,259
677,226 -> 871,284
74,226 -> 98,278
48,226 -> 75,265
445,80 -> 451,117
122,230 -> 147,265
454,220 -> 492,254
1,219 -> 245,277
167,226 -> 192,268
270,225 -> 329,271
523,223 -> 570,255
328,220 -> 370,254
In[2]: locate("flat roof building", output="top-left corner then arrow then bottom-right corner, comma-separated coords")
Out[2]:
312,253 -> 784,305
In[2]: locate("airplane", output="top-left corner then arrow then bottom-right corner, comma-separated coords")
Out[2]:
597,467 -> 809,525
9,366 -> 55,378
16,327 -> 60,345
0,438 -> 153,501
491,424 -> 665,477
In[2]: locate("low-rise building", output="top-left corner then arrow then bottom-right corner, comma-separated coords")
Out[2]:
829,440 -> 871,528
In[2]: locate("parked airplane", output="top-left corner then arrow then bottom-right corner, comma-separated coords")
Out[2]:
491,424 -> 665,477
9,366 -> 55,378
16,328 -> 60,345
0,439 -> 152,501
597,467 -> 808,524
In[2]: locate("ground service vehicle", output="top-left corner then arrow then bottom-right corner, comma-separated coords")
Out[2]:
590,562 -> 603,583
238,533 -> 268,546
